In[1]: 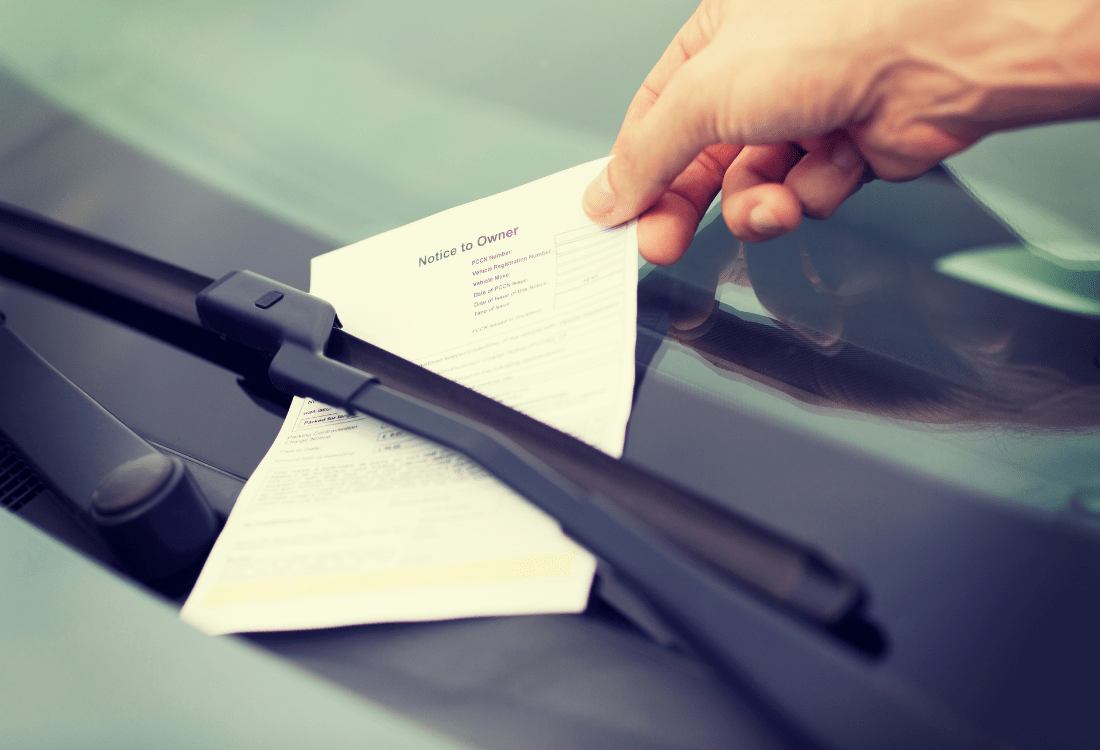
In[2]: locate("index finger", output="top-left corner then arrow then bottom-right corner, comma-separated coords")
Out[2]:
611,4 -> 720,150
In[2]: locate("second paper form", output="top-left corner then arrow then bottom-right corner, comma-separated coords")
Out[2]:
181,159 -> 638,635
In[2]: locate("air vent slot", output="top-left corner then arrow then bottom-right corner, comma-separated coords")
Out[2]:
0,439 -> 45,512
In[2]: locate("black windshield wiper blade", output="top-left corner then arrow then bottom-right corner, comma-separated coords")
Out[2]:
0,199 -> 861,626
0,201 -> 983,750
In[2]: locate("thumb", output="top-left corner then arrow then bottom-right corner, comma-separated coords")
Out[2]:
583,52 -> 734,228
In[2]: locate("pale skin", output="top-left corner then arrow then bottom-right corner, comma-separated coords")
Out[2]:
582,0 -> 1100,265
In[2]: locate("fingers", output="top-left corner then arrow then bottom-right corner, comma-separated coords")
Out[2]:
784,133 -> 867,219
722,181 -> 804,242
849,119 -> 968,181
583,42 -> 735,229
589,5 -> 740,266
580,0 -> 895,252
719,133 -> 868,243
720,143 -> 804,241
636,142 -> 741,265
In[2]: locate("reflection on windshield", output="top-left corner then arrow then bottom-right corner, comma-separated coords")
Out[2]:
640,170 -> 1100,431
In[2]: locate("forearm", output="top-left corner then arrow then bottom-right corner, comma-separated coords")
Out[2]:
869,0 -> 1100,141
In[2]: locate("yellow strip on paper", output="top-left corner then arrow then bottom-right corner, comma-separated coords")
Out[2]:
203,552 -> 578,607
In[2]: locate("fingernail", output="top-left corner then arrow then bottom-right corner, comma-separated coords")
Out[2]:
831,141 -> 862,172
583,168 -> 616,219
748,204 -> 783,235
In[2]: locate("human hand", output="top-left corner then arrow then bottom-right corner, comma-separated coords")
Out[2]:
584,0 -> 1100,265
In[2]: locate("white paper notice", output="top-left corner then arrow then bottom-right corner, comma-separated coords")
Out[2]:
181,159 -> 637,635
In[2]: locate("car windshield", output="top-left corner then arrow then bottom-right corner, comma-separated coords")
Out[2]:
2,4 -> 1100,749
2,1 -> 1095,522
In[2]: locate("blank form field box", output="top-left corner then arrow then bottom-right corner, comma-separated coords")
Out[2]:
553,225 -> 628,308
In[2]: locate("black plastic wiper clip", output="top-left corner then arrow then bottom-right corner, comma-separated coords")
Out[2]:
197,270 -> 376,410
